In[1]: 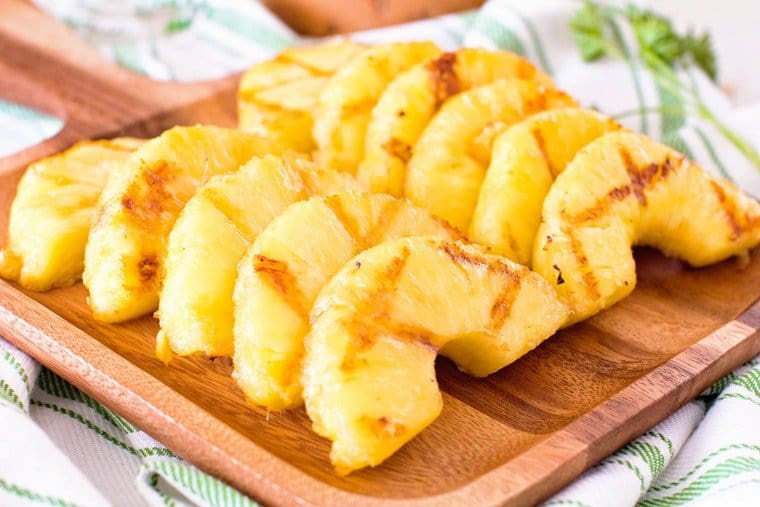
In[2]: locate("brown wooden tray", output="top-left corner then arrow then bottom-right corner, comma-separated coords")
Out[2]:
1,2 -> 759,505
262,0 -> 485,36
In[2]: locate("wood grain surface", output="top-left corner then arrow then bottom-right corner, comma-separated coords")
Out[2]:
1,2 -> 759,505
263,0 -> 485,36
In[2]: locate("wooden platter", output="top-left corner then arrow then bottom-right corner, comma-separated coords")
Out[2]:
262,0 -> 484,36
1,2 -> 759,505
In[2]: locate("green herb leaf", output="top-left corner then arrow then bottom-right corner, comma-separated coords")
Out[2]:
569,0 -> 608,61
568,1 -> 759,172
165,17 -> 193,34
682,31 -> 718,81
627,5 -> 683,65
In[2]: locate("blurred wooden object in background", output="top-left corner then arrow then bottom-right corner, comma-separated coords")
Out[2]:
262,0 -> 484,35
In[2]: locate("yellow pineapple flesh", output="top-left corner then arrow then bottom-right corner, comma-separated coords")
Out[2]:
470,108 -> 620,263
312,41 -> 440,173
156,154 -> 360,361
356,48 -> 554,195
405,78 -> 576,231
238,40 -> 365,152
0,138 -> 143,291
302,237 -> 568,474
233,191 -> 460,410
533,131 -> 760,324
83,126 -> 282,323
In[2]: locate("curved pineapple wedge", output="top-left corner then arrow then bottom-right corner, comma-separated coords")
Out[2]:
238,40 -> 365,152
0,138 -> 143,291
533,131 -> 760,325
302,236 -> 568,475
405,79 -> 576,231
356,48 -> 553,195
83,126 -> 282,323
233,191 -> 460,410
312,41 -> 440,173
156,154 -> 360,361
470,108 -> 620,263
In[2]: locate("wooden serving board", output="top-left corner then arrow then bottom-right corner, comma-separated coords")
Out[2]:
262,0 -> 485,36
1,2 -> 759,505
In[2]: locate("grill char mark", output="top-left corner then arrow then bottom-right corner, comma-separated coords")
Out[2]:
709,180 -> 756,241
571,149 -> 680,224
489,284 -> 520,331
531,127 -> 552,175
323,193 -> 364,244
382,137 -> 413,163
120,161 -> 184,291
567,228 -> 600,300
620,148 -> 677,206
343,243 -> 527,364
427,52 -> 459,106
341,248 -> 411,370
253,254 -> 309,317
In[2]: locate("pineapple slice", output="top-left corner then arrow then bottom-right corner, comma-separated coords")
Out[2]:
233,191 -> 460,410
156,154 -> 360,361
0,138 -> 143,291
470,108 -> 620,263
404,78 -> 575,231
302,236 -> 568,474
356,48 -> 553,195
238,40 -> 365,152
533,131 -> 760,325
83,126 -> 281,323
312,41 -> 440,173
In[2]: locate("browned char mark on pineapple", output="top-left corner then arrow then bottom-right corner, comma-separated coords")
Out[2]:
137,255 -> 159,282
275,51 -> 339,76
363,199 -> 408,245
439,243 -> 524,330
340,247 -> 412,370
556,148 -> 681,303
531,127 -> 553,175
567,149 -> 681,225
340,243 -> 528,373
238,53 -> 333,127
323,194 -> 462,252
121,161 -> 183,226
120,161 -> 184,289
709,180 -> 760,241
619,149 -> 676,206
427,52 -> 460,106
381,137 -> 414,163
237,51 -> 336,105
252,254 -> 309,318
322,193 -> 367,244
363,414 -> 407,439
558,146 -> 752,303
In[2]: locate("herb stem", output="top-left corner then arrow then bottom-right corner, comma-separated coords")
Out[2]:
570,1 -> 760,173
696,104 -> 760,169
645,59 -> 760,170
613,106 -> 687,120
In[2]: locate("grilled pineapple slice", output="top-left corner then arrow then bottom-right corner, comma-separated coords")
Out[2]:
233,192 -> 460,410
238,40 -> 365,152
313,41 -> 440,173
302,237 -> 568,474
533,131 -> 760,325
405,79 -> 575,231
156,155 -> 360,361
0,138 -> 143,291
83,126 -> 281,323
356,48 -> 553,195
470,108 -> 620,263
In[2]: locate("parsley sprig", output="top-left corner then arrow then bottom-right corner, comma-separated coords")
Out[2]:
571,2 -> 716,78
570,0 -> 760,172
